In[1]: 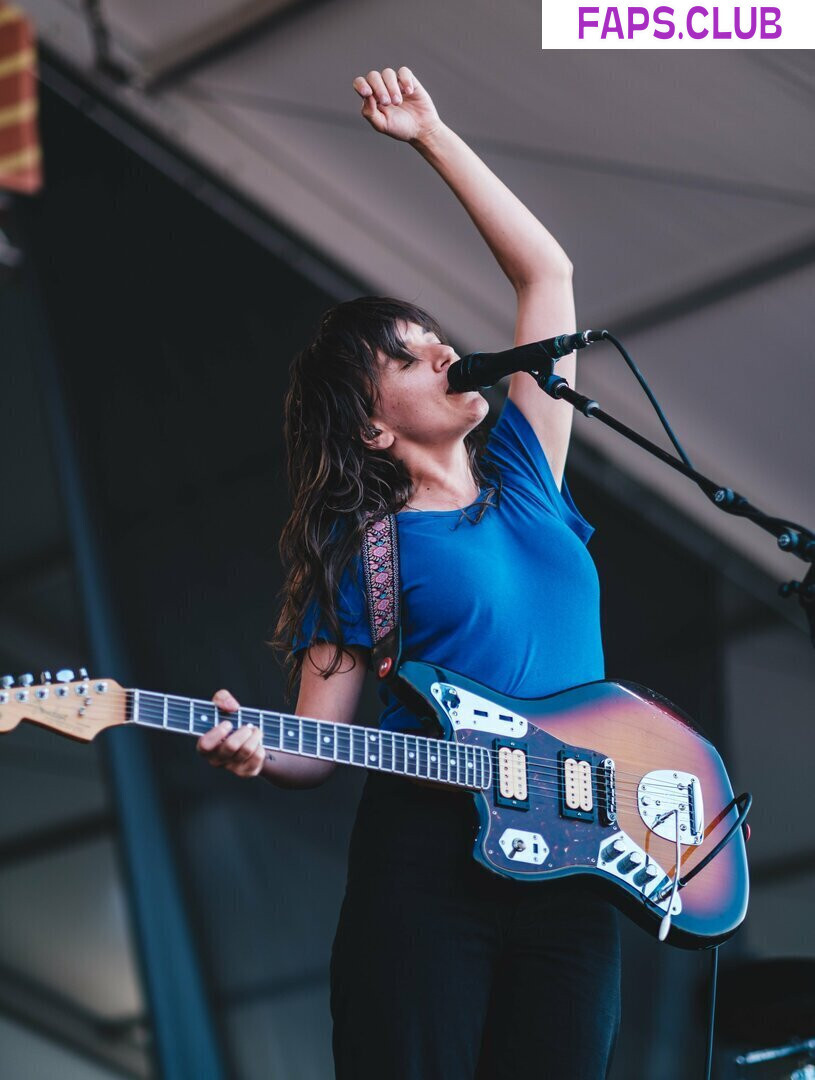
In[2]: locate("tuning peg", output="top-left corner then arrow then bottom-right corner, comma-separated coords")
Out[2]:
1,675 -> 13,689
78,667 -> 89,680
39,671 -> 52,684
17,673 -> 34,687
55,669 -> 75,683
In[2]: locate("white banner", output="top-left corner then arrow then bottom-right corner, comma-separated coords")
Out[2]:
541,0 -> 815,47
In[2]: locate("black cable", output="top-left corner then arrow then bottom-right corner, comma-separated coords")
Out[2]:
705,945 -> 719,1080
600,330 -> 694,469
598,330 -> 814,543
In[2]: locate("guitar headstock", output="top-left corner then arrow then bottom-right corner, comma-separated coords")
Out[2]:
0,668 -> 127,742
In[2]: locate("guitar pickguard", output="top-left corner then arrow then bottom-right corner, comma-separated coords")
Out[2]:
430,682 -> 527,738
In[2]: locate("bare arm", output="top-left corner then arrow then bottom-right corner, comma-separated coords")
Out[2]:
353,67 -> 577,488
199,643 -> 368,788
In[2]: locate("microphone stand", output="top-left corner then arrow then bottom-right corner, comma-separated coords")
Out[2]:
531,361 -> 815,649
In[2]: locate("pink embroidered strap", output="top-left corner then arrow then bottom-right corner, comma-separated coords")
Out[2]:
361,515 -> 402,680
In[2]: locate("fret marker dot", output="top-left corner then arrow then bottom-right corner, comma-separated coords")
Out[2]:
369,755 -> 377,762
287,730 -> 294,737
430,756 -> 437,763
467,762 -> 473,768
199,715 -> 207,723
369,734 -> 376,742
323,736 -> 330,744
408,752 -> 415,759
451,758 -> 457,765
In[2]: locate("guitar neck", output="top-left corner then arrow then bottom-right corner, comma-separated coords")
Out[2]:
127,689 -> 491,791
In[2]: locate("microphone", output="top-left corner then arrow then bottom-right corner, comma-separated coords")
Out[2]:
447,329 -> 606,392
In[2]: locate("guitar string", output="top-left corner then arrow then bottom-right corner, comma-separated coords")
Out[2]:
23,684 -> 696,795
44,694 -> 694,812
149,696 -> 697,798
131,696 -> 689,804
130,690 -> 696,795
31,689 -> 696,804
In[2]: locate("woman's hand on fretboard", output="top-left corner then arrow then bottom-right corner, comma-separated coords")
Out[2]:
196,689 -> 266,778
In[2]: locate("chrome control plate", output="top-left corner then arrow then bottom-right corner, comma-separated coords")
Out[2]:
498,828 -> 549,866
431,683 -> 527,738
596,830 -> 682,915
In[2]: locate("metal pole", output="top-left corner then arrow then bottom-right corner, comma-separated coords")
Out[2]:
17,219 -> 227,1080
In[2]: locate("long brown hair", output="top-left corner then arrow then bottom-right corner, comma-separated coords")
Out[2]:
271,296 -> 501,703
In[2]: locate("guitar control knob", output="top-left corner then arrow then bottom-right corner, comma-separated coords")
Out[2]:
78,667 -> 89,680
619,851 -> 644,874
55,669 -> 75,683
39,671 -> 52,684
17,673 -> 34,687
601,838 -> 627,862
1,675 -> 14,689
441,687 -> 461,712
634,864 -> 659,887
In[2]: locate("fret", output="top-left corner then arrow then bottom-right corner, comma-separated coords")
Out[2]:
261,712 -> 282,751
282,718 -> 300,754
132,689 -> 140,724
301,718 -> 319,757
317,722 -> 336,760
336,724 -> 351,764
351,727 -> 367,767
473,746 -> 482,789
393,733 -> 406,774
417,737 -> 428,779
464,745 -> 475,786
365,730 -> 379,768
428,741 -> 440,783
239,707 -> 263,733
380,731 -> 394,772
166,697 -> 190,733
138,690 -> 161,728
405,735 -> 417,776
450,746 -> 461,786
437,741 -> 448,784
163,695 -> 168,729
192,701 -> 216,736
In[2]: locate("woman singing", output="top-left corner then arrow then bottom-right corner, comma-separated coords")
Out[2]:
197,66 -> 621,1079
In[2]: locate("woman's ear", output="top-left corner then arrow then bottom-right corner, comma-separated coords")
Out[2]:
361,421 -> 395,451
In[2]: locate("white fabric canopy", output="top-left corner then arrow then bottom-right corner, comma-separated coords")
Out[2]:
28,0 -> 815,579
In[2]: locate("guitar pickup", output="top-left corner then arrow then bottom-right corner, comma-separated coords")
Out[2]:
493,738 -> 529,810
558,746 -> 597,822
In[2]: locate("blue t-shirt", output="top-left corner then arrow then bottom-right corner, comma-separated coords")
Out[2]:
292,397 -> 605,732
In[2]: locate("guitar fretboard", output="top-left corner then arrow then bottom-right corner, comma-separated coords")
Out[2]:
128,689 -> 492,790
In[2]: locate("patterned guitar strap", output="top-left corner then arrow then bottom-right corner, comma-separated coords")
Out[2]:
360,514 -> 436,729
361,515 -> 403,683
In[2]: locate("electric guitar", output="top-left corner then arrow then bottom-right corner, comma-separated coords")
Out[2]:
0,662 -> 750,949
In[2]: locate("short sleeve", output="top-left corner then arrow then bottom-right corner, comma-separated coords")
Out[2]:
484,397 -> 595,546
291,551 -> 373,656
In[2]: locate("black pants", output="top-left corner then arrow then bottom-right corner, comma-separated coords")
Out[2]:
330,772 -> 622,1080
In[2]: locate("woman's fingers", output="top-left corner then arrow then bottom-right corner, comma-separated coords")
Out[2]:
353,67 -> 417,105
212,688 -> 239,711
397,66 -> 415,95
197,718 -> 233,756
364,70 -> 390,105
351,75 -> 372,98
380,67 -> 401,104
